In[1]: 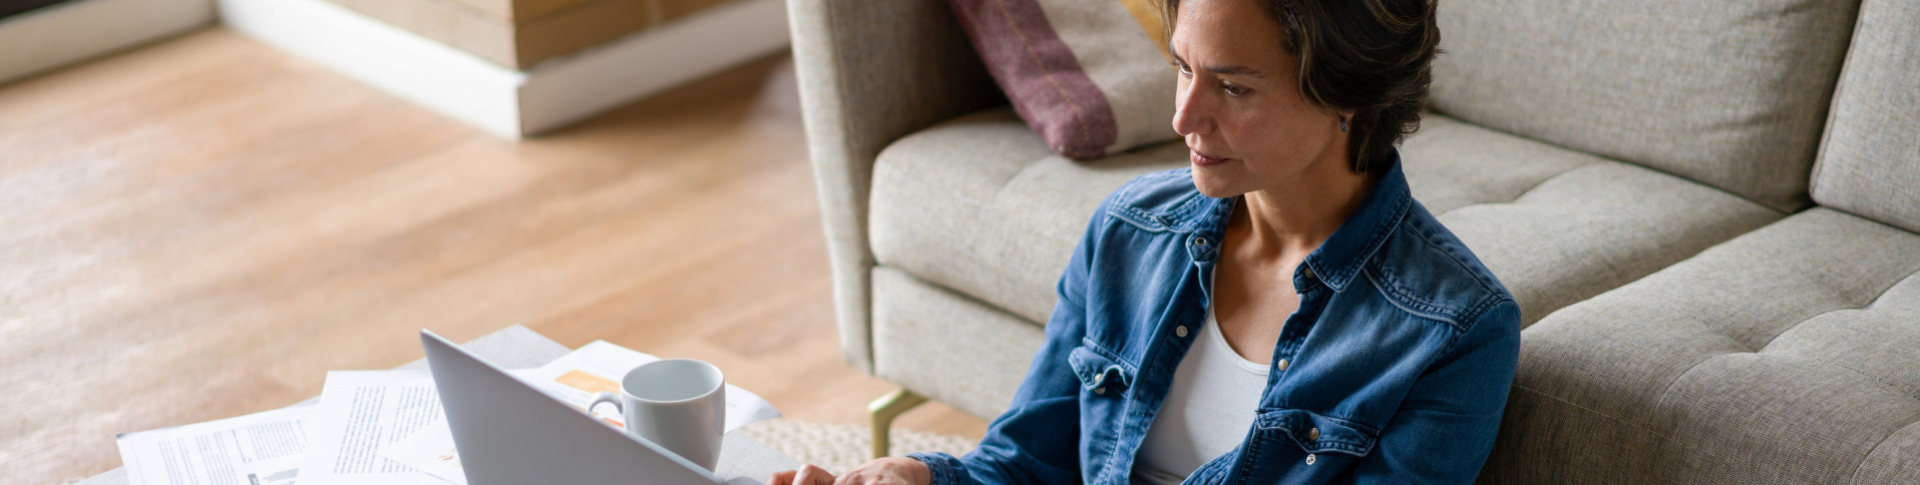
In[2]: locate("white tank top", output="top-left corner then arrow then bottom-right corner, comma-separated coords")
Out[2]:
1131,308 -> 1270,485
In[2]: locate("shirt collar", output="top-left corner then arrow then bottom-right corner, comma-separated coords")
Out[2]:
1303,152 -> 1410,292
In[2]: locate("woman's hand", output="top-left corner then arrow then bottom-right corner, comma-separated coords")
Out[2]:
767,457 -> 932,485
767,464 -> 836,485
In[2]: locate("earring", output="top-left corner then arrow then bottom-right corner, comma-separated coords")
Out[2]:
1340,117 -> 1349,133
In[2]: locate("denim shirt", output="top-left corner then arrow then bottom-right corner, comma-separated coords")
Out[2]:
909,155 -> 1521,484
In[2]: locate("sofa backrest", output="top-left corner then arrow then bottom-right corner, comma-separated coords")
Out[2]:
1810,0 -> 1920,234
1428,0 -> 1861,212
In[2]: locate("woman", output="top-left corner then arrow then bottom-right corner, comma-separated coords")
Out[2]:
775,0 -> 1518,482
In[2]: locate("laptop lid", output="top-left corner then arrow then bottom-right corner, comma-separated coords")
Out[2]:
421,330 -> 724,485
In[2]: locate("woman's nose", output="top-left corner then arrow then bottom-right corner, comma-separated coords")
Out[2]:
1171,82 -> 1208,137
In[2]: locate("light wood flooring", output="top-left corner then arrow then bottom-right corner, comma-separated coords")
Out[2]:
0,27 -> 989,485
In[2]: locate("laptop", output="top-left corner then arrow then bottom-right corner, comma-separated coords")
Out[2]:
421,330 -> 725,485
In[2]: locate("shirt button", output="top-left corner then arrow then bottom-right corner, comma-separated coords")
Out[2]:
1309,428 -> 1320,440
1276,359 -> 1290,371
1305,454 -> 1317,465
1175,325 -> 1189,338
1094,387 -> 1106,395
1302,266 -> 1316,280
1193,236 -> 1209,246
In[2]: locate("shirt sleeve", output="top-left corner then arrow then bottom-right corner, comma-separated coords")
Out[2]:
1344,298 -> 1522,484
906,208 -> 1106,485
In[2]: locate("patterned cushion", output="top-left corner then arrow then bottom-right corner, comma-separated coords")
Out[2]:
1811,0 -> 1920,234
1430,0 -> 1861,212
948,0 -> 1176,159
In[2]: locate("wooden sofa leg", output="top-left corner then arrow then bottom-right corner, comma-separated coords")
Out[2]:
868,388 -> 928,459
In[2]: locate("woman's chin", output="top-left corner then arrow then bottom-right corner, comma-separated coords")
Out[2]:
1190,170 -> 1245,198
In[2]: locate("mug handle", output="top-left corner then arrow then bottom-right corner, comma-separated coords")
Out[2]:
589,391 -> 624,419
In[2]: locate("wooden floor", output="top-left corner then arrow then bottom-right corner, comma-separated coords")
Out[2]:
0,27 -> 988,485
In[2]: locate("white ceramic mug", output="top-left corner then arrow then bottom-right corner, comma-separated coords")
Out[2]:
588,358 -> 726,471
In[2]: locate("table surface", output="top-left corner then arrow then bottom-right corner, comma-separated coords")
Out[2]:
80,325 -> 801,485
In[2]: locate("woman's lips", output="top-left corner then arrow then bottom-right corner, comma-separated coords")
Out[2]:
1190,150 -> 1229,167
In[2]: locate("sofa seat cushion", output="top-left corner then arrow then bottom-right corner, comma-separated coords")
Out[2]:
1403,115 -> 1784,325
870,108 -> 1186,324
1483,208 -> 1920,483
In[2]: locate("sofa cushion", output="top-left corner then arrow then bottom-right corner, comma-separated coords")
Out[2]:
1812,0 -> 1920,234
1403,115 -> 1783,325
870,108 -> 1184,324
1430,0 -> 1861,212
1483,208 -> 1920,483
947,0 -> 1177,159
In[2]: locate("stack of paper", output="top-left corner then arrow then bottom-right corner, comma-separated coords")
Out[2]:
114,341 -> 781,485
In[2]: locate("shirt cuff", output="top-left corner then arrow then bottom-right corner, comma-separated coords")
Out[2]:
906,452 -> 964,485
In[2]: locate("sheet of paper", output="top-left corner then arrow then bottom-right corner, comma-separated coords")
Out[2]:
297,371 -> 452,485
364,369 -> 534,485
375,341 -> 782,483
115,404 -> 311,485
376,417 -> 466,485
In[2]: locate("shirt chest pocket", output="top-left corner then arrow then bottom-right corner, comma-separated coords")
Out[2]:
1249,409 -> 1379,471
1067,344 -> 1135,397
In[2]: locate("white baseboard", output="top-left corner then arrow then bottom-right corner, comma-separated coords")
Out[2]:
217,0 -> 790,138
0,0 -> 216,85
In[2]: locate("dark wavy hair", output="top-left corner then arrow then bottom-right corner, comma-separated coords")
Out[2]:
1161,0 -> 1442,173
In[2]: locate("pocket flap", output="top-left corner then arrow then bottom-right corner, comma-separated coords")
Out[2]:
1067,344 -> 1136,392
1256,409 -> 1379,457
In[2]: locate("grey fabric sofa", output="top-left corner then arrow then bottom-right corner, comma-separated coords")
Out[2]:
789,0 -> 1918,482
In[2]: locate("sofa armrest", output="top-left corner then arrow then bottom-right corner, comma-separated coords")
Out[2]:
787,0 -> 1004,373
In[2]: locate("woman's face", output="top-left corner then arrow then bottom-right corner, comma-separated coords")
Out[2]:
1171,0 -> 1348,198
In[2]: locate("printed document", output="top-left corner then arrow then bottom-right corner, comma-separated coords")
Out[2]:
297,371 -> 451,485
115,404 -> 311,485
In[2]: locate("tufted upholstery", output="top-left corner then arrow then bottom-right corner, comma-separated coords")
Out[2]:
1403,116 -> 1783,326
1481,209 -> 1920,483
1477,2 -> 1920,481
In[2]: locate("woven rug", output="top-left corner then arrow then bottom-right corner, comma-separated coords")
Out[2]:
739,420 -> 978,474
